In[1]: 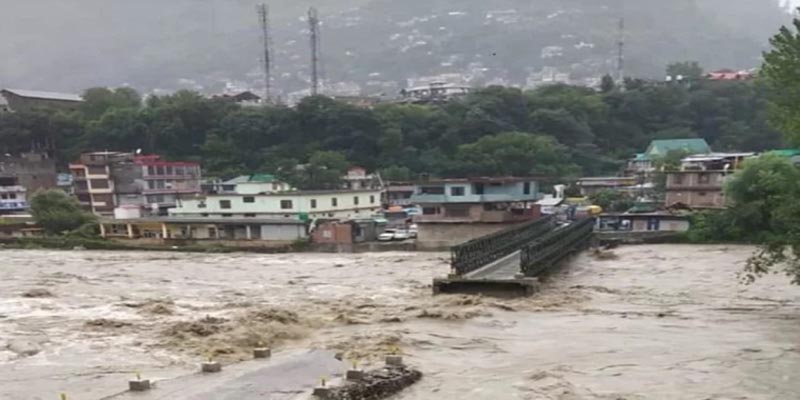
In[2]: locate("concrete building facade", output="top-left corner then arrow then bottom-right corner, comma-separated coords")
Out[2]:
664,152 -> 754,209
70,152 -> 201,216
170,189 -> 383,221
411,177 -> 542,248
0,153 -> 58,194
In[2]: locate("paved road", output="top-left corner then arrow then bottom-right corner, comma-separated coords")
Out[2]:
465,251 -> 522,280
103,350 -> 345,400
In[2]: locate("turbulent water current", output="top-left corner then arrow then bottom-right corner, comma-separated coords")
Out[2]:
0,245 -> 798,399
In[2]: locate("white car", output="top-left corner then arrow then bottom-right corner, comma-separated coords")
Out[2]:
408,224 -> 419,239
378,230 -> 397,241
378,229 -> 410,241
393,230 -> 411,241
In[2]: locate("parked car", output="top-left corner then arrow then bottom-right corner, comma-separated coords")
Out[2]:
378,229 -> 397,241
378,229 -> 411,241
393,230 -> 411,241
408,224 -> 418,239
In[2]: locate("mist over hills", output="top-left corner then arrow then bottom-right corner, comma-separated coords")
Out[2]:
0,0 -> 790,95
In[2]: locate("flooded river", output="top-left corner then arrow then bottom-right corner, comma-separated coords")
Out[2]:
1,245 -> 798,399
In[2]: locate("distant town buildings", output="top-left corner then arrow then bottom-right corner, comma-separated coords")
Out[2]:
705,69 -> 756,81
0,89 -> 83,113
399,82 -> 472,104
212,91 -> 263,106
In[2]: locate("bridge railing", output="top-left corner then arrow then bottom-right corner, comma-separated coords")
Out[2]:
520,218 -> 594,277
451,215 -> 556,276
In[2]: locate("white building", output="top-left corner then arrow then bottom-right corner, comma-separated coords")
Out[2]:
400,82 -> 472,103
169,189 -> 384,221
0,183 -> 26,214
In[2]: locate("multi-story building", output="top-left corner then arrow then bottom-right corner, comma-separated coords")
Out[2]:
410,177 -> 542,248
70,152 -> 134,215
665,152 -> 754,209
0,177 -> 27,215
0,153 -> 58,194
69,152 -> 201,216
169,187 -> 383,222
135,155 -> 202,212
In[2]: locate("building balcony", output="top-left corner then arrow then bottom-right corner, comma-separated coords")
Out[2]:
666,184 -> 724,191
143,174 -> 200,180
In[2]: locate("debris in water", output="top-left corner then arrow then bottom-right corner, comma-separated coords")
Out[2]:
21,288 -> 54,298
85,319 -> 133,329
591,248 -> 619,260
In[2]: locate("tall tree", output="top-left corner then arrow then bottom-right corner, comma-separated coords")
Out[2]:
762,13 -> 800,146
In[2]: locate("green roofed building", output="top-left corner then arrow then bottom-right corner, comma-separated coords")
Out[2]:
645,139 -> 711,159
628,138 -> 711,175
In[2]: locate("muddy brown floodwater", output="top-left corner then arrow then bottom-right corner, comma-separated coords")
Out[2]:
1,245 -> 799,400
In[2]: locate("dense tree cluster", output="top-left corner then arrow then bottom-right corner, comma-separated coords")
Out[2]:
0,78 -> 784,181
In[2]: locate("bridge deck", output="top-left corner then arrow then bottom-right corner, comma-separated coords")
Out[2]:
102,350 -> 344,400
465,250 -> 522,280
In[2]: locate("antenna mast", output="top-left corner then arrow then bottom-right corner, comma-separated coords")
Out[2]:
617,17 -> 625,89
308,7 -> 321,96
257,3 -> 272,103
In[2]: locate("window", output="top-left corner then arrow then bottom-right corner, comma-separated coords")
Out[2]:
272,183 -> 279,190
147,166 -> 155,175
370,195 -> 375,204
156,166 -> 165,175
474,183 -> 485,195
198,201 -> 207,209
87,166 -> 107,175
450,186 -> 465,196
175,166 -> 185,176
208,227 -> 217,237
423,207 -> 440,215
243,196 -> 255,203
244,213 -> 256,218
698,192 -> 707,197
90,179 -> 110,189
222,213 -> 233,217
420,186 -> 445,195
8,193 -> 16,200
165,166 -> 173,175
201,213 -> 209,217
220,200 -> 232,209
281,200 -> 293,209
354,196 -> 360,205
311,199 -> 317,209
673,174 -> 684,185
523,182 -> 531,195
446,205 -> 469,217
332,197 -> 338,207
698,173 -> 710,184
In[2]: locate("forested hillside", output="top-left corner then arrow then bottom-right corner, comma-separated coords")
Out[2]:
0,79 -> 784,180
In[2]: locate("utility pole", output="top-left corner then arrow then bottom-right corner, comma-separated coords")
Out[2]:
616,17 -> 626,90
257,3 -> 272,103
308,7 -> 321,96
